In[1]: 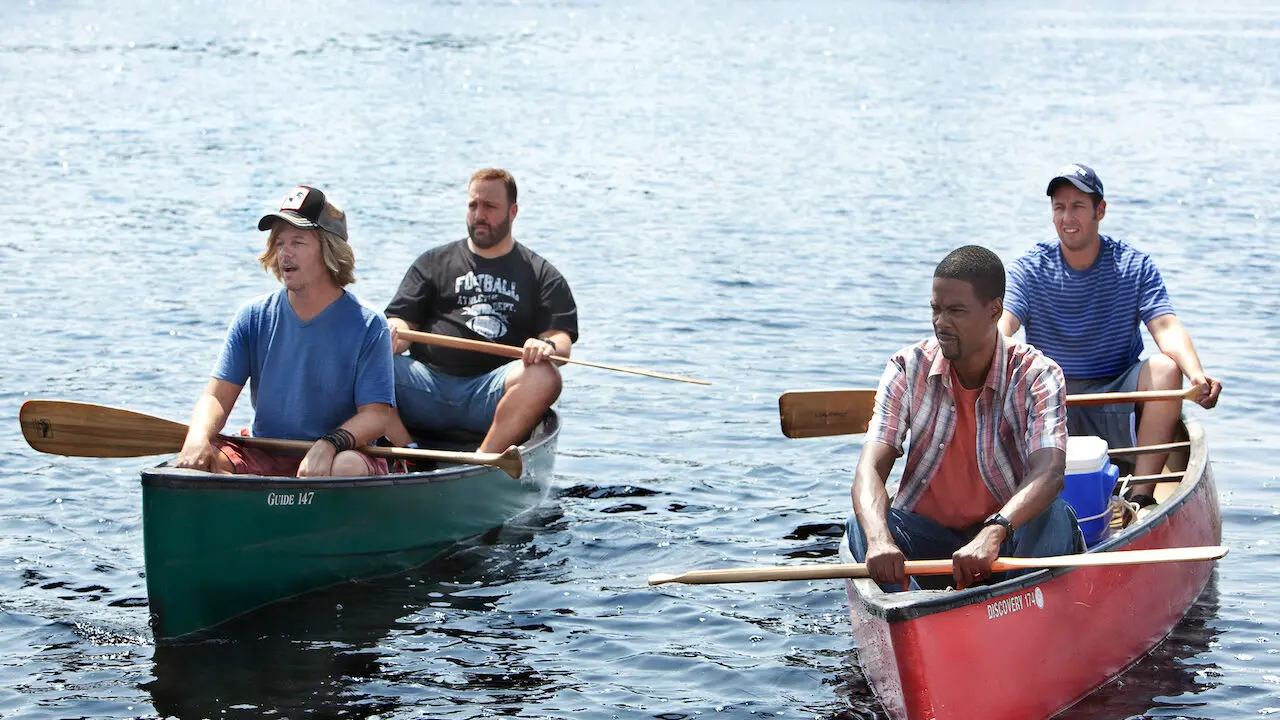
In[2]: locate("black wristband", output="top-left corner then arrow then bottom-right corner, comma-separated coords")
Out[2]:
540,337 -> 557,353
321,428 -> 355,453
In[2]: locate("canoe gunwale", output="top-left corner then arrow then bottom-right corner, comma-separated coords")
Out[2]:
846,418 -> 1212,623
139,411 -> 560,491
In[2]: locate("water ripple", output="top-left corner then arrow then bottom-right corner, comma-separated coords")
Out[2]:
1,0 -> 1278,718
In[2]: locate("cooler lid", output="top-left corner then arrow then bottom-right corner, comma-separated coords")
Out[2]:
1065,435 -> 1109,474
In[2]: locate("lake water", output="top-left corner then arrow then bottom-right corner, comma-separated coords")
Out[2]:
1,0 -> 1277,718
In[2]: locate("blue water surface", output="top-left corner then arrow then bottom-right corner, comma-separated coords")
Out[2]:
0,1 -> 1277,718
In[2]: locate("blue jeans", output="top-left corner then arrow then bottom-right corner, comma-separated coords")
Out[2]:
846,498 -> 1084,592
393,355 -> 514,434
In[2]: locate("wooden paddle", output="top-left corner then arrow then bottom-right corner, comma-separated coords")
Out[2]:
779,385 -> 1206,439
647,545 -> 1228,585
398,328 -> 712,386
18,400 -> 524,479
1065,384 -> 1206,407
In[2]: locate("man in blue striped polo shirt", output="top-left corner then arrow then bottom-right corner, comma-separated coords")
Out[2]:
998,164 -> 1222,507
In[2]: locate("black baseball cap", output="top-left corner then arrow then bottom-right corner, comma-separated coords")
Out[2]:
257,186 -> 348,241
1046,164 -> 1104,198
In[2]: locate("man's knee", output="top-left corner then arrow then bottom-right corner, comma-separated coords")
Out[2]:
512,362 -> 562,403
1016,499 -> 1082,556
331,451 -> 375,477
1142,355 -> 1181,390
1046,499 -> 1080,535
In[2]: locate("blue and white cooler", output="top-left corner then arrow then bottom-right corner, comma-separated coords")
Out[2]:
1060,435 -> 1121,547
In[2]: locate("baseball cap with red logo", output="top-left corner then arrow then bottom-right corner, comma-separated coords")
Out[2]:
257,186 -> 348,241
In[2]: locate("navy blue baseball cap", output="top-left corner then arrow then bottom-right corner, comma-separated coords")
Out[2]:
1046,164 -> 1104,198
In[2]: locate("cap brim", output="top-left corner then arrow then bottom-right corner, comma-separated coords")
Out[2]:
257,210 -> 319,232
1046,176 -> 1099,197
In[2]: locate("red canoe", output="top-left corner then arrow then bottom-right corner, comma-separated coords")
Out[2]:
840,419 -> 1221,719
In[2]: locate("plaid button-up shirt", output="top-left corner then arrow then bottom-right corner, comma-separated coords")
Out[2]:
866,333 -> 1068,511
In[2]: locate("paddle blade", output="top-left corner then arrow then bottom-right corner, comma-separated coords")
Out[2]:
20,400 -> 189,458
778,389 -> 877,438
494,446 -> 524,479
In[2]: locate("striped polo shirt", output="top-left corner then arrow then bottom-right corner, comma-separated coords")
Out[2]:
1005,235 -> 1175,380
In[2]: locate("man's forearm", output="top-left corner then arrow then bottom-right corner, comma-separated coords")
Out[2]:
186,392 -> 229,444
854,477 -> 894,544
540,330 -> 572,358
998,449 -> 1066,530
1150,316 -> 1206,378
999,478 -> 1060,530
852,443 -> 900,542
387,316 -> 420,332
334,404 -> 392,447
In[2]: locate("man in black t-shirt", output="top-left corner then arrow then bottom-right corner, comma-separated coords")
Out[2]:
384,169 -> 578,453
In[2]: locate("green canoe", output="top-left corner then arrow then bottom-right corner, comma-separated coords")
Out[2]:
140,411 -> 560,641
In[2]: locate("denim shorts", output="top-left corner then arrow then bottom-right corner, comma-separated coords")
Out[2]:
1065,360 -> 1144,450
393,355 -> 515,434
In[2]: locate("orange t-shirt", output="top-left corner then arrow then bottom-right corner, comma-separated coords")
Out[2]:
912,371 -> 1001,530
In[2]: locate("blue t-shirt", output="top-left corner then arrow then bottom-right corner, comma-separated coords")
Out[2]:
1005,235 -> 1175,380
213,288 -> 396,440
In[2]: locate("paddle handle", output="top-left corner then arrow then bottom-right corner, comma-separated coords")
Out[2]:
400,329 -> 524,360
399,328 -> 712,386
232,436 -> 511,464
1067,384 -> 1204,407
647,545 -> 1229,585
649,559 -> 948,585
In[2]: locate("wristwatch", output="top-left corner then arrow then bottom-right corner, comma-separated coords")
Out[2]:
539,337 -> 558,353
983,512 -> 1014,541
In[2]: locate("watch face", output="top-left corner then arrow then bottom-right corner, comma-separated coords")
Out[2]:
985,514 -> 1011,539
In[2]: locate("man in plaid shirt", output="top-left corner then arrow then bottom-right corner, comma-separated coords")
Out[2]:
847,246 -> 1083,592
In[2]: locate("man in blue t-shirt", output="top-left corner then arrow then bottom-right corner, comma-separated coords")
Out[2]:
999,165 -> 1222,506
176,186 -> 398,477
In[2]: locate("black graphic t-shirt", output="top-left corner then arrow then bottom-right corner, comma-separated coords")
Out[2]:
386,239 -> 579,376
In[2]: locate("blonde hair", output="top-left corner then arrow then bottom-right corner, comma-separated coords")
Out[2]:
258,221 -> 356,287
